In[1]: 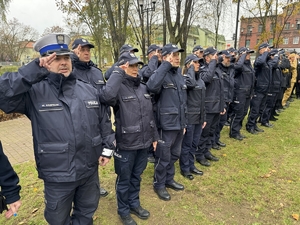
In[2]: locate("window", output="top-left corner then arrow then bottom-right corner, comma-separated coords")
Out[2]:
269,38 -> 273,45
247,25 -> 253,34
246,39 -> 250,47
284,22 -> 290,30
270,23 -> 274,31
293,37 -> 299,44
258,24 -> 263,33
297,20 -> 300,30
283,37 -> 289,45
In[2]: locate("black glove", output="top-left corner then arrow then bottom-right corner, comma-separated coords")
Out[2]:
0,193 -> 8,214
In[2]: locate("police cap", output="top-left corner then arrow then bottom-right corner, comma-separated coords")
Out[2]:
147,44 -> 161,55
72,38 -> 94,49
120,44 -> 139,55
118,52 -> 143,66
33,33 -> 72,56
161,43 -> 184,56
203,47 -> 217,56
192,45 -> 204,53
184,54 -> 201,65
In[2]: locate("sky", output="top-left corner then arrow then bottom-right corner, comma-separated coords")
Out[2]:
7,0 -> 66,36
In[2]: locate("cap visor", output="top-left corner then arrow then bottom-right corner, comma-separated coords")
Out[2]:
81,43 -> 95,49
131,48 -> 139,52
129,59 -> 143,65
45,50 -> 73,56
172,48 -> 184,53
247,50 -> 255,53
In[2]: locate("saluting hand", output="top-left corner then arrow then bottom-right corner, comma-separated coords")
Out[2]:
119,62 -> 129,71
39,53 -> 56,70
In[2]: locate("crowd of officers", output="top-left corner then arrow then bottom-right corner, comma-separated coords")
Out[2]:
0,33 -> 300,225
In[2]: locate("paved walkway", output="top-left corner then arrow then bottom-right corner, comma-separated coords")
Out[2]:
0,116 -> 34,165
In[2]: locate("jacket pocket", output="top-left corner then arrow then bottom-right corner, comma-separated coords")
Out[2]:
37,142 -> 69,172
159,107 -> 178,130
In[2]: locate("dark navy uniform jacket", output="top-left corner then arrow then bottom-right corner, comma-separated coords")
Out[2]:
184,66 -> 206,125
254,51 -> 270,93
71,54 -> 105,91
267,56 -> 280,93
0,59 -> 115,183
200,59 -> 225,114
0,141 -> 21,204
100,67 -> 158,150
217,63 -> 235,103
146,61 -> 187,131
234,54 -> 255,98
139,55 -> 160,83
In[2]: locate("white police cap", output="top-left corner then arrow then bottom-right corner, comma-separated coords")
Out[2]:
33,33 -> 72,56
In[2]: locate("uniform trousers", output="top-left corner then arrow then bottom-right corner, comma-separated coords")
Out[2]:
180,124 -> 203,173
230,95 -> 251,137
154,129 -> 184,189
44,169 -> 100,225
195,113 -> 220,161
114,147 -> 148,217
246,92 -> 267,130
261,93 -> 278,124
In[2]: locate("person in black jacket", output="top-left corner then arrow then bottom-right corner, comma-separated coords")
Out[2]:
179,54 -> 206,180
146,43 -> 187,201
260,49 -> 280,127
229,47 -> 255,140
213,50 -> 235,148
195,47 -> 226,167
139,44 -> 162,163
100,52 -> 158,225
0,34 -> 116,225
71,38 -> 109,197
0,141 -> 21,219
246,42 -> 272,134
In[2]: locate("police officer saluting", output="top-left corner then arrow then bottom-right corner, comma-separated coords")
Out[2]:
147,44 -> 187,201
0,34 -> 116,225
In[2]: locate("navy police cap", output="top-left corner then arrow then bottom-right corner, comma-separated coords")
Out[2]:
72,38 -> 94,50
184,54 -> 201,65
192,45 -> 204,53
118,52 -> 143,66
147,44 -> 161,55
119,44 -> 139,55
33,33 -> 72,56
203,47 -> 217,56
161,43 -> 184,56
218,50 -> 231,57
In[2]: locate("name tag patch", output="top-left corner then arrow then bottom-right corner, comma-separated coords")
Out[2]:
84,100 -> 100,108
38,102 -> 63,112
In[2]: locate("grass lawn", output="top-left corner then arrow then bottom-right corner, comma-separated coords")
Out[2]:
1,99 -> 300,225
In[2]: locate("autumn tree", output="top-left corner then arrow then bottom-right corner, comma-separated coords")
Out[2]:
0,0 -> 11,20
42,25 -> 65,36
0,18 -> 38,61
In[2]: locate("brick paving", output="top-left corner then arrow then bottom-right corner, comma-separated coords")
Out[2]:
0,116 -> 34,165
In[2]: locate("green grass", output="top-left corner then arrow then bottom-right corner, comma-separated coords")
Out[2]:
1,100 -> 300,225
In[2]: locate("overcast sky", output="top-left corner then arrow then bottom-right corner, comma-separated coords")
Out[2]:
7,0 -> 65,36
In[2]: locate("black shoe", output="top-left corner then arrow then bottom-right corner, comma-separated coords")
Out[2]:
230,135 -> 243,141
246,128 -> 258,134
212,144 -> 221,150
217,141 -> 226,147
120,215 -> 137,225
254,127 -> 264,132
147,156 -> 155,163
240,133 -> 246,138
180,170 -> 194,180
100,187 -> 108,197
269,116 -> 278,121
288,98 -> 294,102
130,206 -> 150,220
196,158 -> 211,167
273,112 -> 280,116
205,154 -> 219,161
166,181 -> 184,191
190,168 -> 204,176
154,187 -> 171,201
224,121 -> 230,126
261,123 -> 273,128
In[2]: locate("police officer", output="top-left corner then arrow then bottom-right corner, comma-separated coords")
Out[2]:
0,34 -> 116,225
146,43 -> 186,201
180,54 -> 206,180
195,47 -> 225,167
229,47 -> 255,140
260,49 -> 280,127
246,42 -> 271,134
100,52 -> 158,225
104,44 -> 139,80
0,141 -> 21,219
139,44 -> 162,163
192,45 -> 204,66
71,38 -> 109,197
213,50 -> 235,148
